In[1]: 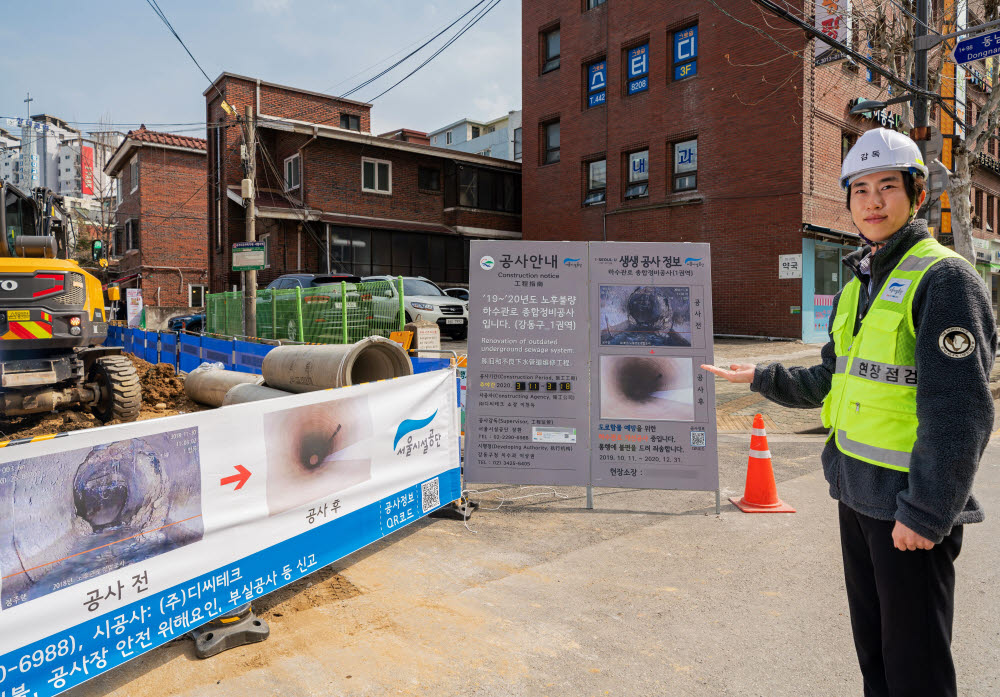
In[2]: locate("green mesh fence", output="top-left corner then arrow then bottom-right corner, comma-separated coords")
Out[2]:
206,279 -> 404,343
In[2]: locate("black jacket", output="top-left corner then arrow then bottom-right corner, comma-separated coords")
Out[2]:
751,219 -> 996,542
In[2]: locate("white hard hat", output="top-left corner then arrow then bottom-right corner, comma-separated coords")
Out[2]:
840,127 -> 928,189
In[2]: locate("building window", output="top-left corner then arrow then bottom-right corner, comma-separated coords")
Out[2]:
514,127 -> 523,161
189,284 -> 206,308
586,0 -> 606,8
124,219 -> 139,251
542,27 -> 561,73
472,126 -> 481,138
626,43 -> 650,95
478,148 -> 492,157
340,114 -> 360,131
841,132 -> 857,163
584,159 -> 607,205
456,165 -> 520,213
543,121 -> 560,164
672,25 -> 698,80
989,195 -> 996,233
259,233 -> 271,268
129,156 -> 139,193
587,59 -> 608,107
673,138 -> 697,191
284,154 -> 301,191
446,131 -> 453,145
418,166 -> 441,191
362,157 -> 392,194
625,149 -> 649,199
115,176 -> 122,205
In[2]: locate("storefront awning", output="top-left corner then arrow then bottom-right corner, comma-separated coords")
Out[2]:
802,223 -> 860,244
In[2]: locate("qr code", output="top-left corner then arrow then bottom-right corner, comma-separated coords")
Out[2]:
421,478 -> 440,512
690,431 -> 707,447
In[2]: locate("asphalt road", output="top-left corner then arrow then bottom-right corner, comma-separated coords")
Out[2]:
68,433 -> 1000,697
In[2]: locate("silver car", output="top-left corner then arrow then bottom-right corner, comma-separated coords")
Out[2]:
362,276 -> 468,340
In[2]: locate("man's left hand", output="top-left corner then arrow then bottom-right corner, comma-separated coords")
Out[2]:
892,521 -> 935,551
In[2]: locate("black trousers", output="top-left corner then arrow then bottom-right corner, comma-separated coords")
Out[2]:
838,502 -> 963,697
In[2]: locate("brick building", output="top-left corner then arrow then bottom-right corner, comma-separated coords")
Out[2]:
103,126 -> 208,308
522,0 -> 999,339
203,73 -> 521,293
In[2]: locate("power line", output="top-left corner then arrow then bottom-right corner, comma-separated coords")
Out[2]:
141,0 -> 227,106
368,0 -> 503,103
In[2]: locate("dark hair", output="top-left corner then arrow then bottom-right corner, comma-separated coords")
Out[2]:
845,170 -> 926,210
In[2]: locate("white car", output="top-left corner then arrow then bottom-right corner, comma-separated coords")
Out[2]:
362,276 -> 469,340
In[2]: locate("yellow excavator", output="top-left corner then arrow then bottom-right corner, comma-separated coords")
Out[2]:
0,181 -> 140,422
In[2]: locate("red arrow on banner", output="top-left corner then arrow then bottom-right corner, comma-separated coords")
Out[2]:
220,465 -> 252,490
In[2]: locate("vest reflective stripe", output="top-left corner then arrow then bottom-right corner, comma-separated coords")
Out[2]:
836,430 -> 912,470
821,238 -> 966,472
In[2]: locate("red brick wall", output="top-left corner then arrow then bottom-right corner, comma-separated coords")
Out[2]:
522,0 -> 810,337
135,146 -> 208,306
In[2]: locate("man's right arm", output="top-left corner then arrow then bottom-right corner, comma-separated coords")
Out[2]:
749,294 -> 840,409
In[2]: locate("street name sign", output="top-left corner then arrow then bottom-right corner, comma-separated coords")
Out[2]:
954,30 -> 1000,65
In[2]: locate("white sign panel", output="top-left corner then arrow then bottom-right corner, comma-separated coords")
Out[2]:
815,0 -> 850,65
125,289 -> 143,328
779,254 -> 802,279
0,369 -> 461,696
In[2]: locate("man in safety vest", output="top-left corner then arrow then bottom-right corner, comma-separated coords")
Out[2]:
704,128 -> 995,697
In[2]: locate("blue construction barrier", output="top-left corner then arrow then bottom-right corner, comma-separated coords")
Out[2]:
159,332 -> 178,371
178,333 -> 202,374
201,335 -> 234,370
143,330 -> 159,364
234,340 -> 274,375
411,357 -> 451,374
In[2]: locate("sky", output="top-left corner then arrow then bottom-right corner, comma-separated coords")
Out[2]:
0,0 -> 521,138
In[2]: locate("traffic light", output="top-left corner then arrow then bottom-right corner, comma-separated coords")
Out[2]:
91,239 -> 104,261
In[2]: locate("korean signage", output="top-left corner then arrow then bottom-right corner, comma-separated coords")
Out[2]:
466,242 -> 719,493
0,369 -> 461,697
588,60 -> 607,107
673,26 -> 698,80
125,289 -> 143,328
627,44 -> 649,95
80,146 -> 94,196
815,0 -> 849,66
848,98 -> 903,131
232,241 -> 266,271
779,254 -> 802,279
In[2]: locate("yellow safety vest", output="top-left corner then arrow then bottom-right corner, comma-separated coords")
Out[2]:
821,238 -> 965,472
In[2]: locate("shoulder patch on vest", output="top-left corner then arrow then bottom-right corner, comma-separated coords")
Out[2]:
938,327 -> 976,359
880,278 -> 913,303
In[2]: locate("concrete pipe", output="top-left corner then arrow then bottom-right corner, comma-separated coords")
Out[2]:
184,369 -> 264,407
262,336 -> 413,393
222,383 -> 294,406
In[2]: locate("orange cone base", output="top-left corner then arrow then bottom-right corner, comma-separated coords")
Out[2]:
729,496 -> 796,513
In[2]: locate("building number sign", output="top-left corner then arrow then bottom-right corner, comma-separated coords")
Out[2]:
628,44 -> 649,95
673,26 -> 698,80
589,60 -> 607,108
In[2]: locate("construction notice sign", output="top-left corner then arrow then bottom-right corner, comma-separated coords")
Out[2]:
589,243 -> 718,491
125,289 -> 142,328
0,370 -> 460,696
465,241 -> 718,492
465,242 -> 591,486
231,242 -> 266,271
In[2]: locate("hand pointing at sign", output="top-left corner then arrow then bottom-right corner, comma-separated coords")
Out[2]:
700,363 -> 755,384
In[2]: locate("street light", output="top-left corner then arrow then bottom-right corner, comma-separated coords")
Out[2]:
849,94 -> 915,116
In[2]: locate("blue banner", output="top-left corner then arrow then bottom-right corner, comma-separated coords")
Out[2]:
627,43 -> 649,95
673,25 -> 697,81
588,60 -> 607,108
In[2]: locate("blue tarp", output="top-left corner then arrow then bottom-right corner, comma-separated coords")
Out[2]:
410,357 -> 451,374
234,340 -> 273,375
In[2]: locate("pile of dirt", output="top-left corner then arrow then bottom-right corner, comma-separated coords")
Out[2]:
0,354 -> 206,442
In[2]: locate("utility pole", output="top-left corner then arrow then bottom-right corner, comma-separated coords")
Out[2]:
243,105 -> 257,338
913,0 -> 929,141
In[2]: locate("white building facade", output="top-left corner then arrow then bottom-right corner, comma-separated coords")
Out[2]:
428,110 -> 522,162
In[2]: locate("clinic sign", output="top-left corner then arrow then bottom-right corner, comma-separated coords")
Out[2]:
588,60 -> 607,108
466,242 -> 719,493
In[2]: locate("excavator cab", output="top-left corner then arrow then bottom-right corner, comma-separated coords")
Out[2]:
0,181 -> 140,422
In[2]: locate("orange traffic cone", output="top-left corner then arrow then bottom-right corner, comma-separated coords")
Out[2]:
729,414 -> 795,513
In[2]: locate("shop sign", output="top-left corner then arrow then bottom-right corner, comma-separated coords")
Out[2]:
848,97 -> 902,130
978,152 -> 1000,175
779,254 -> 802,279
815,0 -> 849,65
